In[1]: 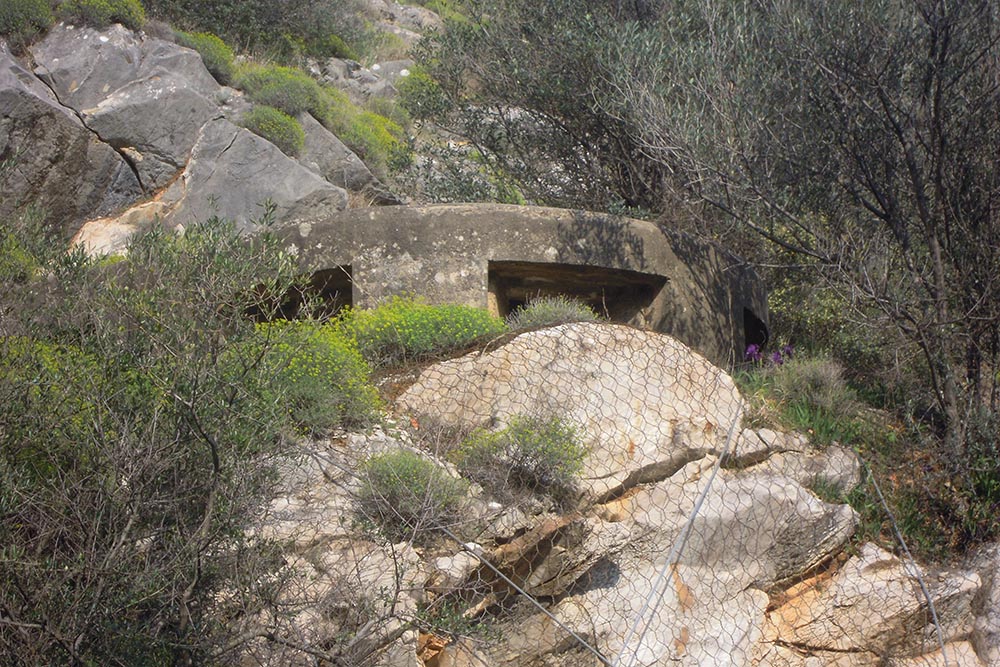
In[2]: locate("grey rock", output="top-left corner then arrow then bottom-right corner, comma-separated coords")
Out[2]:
298,111 -> 378,191
32,23 -> 223,189
160,118 -> 348,229
0,42 -> 140,237
972,543 -> 1000,666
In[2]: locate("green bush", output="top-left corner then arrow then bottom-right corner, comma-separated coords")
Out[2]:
175,30 -> 234,84
60,0 -> 146,30
506,295 -> 600,331
738,354 -> 863,445
454,415 -> 586,503
234,63 -> 323,117
306,32 -> 358,60
246,321 -> 380,435
338,296 -> 507,366
359,449 -> 467,540
0,0 -> 52,46
0,216 -> 317,665
241,105 -> 306,156
398,66 -> 451,121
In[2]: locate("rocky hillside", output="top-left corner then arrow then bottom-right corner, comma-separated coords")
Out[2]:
3,6 -> 1000,667
2,6 -> 427,253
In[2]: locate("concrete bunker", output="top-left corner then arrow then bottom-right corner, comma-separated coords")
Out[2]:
275,204 -> 769,367
487,260 -> 667,322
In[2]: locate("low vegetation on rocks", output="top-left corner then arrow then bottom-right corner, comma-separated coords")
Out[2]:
60,0 -> 146,30
454,414 -> 587,505
240,105 -> 305,157
174,30 -> 234,84
358,449 -> 468,542
0,0 -> 52,49
505,294 -> 601,331
337,295 -> 507,367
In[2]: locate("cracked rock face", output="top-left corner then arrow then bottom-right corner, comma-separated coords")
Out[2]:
32,23 -> 223,190
0,42 -> 141,237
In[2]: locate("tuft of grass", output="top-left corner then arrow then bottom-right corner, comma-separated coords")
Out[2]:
736,354 -> 863,446
358,449 -> 468,542
506,295 -> 600,331
60,0 -> 145,31
174,30 -> 235,85
241,105 -> 306,157
453,415 -> 587,505
337,296 -> 507,367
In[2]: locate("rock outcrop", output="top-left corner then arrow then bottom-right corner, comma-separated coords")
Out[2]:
251,323 -> 990,667
397,322 -> 746,499
32,23 -> 223,190
3,22 -> 401,249
0,43 -> 141,237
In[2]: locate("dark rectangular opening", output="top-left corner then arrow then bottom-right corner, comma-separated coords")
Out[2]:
488,260 -> 666,323
248,266 -> 353,321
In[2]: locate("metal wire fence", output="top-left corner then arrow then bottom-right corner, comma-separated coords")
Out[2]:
253,320 -> 982,667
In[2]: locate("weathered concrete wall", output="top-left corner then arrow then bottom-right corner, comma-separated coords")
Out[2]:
275,204 -> 768,368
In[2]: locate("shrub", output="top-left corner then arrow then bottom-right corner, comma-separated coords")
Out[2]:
398,66 -> 451,121
738,354 -> 863,445
337,296 -> 507,366
60,0 -> 146,30
174,30 -> 234,84
241,105 -> 306,156
358,449 -> 467,541
306,32 -> 358,60
0,0 -> 52,46
0,216 -> 316,665
506,295 -> 600,331
454,415 -> 586,503
234,63 -> 323,117
246,321 -> 380,435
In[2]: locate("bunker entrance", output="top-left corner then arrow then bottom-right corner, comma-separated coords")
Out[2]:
249,266 -> 353,321
488,261 -> 666,323
743,307 -> 769,350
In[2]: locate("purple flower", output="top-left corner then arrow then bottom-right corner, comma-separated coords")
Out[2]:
770,350 -> 784,365
745,344 -> 762,362
781,344 -> 794,359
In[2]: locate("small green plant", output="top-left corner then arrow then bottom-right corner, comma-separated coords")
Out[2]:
337,296 -> 507,366
246,321 -> 380,435
60,0 -> 145,30
359,449 -> 468,541
175,30 -> 235,85
241,105 -> 306,157
0,0 -> 52,47
306,32 -> 358,60
234,63 -> 323,117
454,415 -> 587,504
398,66 -> 451,121
506,295 -> 600,331
737,353 -> 863,446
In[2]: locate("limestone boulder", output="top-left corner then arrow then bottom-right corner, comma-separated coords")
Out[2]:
396,322 -> 746,499
32,23 -> 223,189
159,118 -> 348,230
0,43 -> 140,237
765,543 -> 981,658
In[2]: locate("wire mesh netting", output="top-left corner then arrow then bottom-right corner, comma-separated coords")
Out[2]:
251,320 -> 982,667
